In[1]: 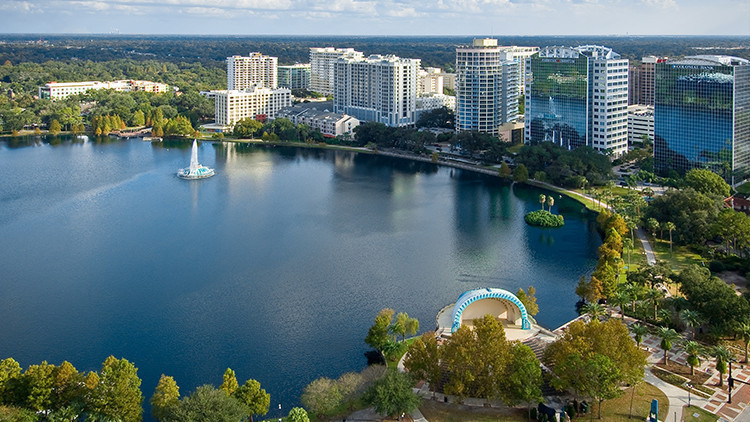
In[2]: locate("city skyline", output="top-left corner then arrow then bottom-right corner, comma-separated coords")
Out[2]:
0,0 -> 748,36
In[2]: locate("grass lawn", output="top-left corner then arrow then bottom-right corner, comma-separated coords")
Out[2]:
648,236 -> 705,271
507,143 -> 525,154
387,337 -> 420,370
735,183 -> 750,195
594,382 -> 669,421
682,405 -> 719,422
419,382 -> 667,422
419,400 -> 526,422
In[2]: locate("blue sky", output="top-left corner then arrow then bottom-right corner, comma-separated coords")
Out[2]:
0,0 -> 748,35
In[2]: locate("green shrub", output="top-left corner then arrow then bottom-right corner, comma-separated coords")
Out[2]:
524,210 -> 564,228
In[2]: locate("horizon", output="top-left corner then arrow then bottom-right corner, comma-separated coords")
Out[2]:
1,0 -> 748,37
2,33 -> 749,38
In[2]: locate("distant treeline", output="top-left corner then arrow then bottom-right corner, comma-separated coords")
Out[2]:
0,35 -> 748,71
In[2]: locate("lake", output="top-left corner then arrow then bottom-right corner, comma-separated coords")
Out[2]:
0,136 -> 601,419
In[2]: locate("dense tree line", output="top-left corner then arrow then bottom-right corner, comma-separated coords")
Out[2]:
0,84 -> 213,135
0,59 -> 225,95
404,315 -> 542,411
0,35 -> 747,72
515,142 -> 613,187
0,356 -> 296,422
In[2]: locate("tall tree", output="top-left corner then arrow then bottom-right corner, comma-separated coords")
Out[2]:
712,345 -> 733,387
89,356 -> 143,422
0,358 -> 22,405
163,385 -> 248,422
630,323 -> 648,348
656,327 -> 681,365
365,370 -> 420,419
150,374 -> 180,421
684,341 -> 704,376
499,342 -> 542,414
24,361 -> 56,414
684,168 -> 731,198
51,361 -> 83,411
365,308 -> 395,354
233,379 -> 270,422
538,194 -> 546,211
219,368 -> 238,396
544,319 -> 646,411
513,164 -> 529,183
300,377 -> 341,417
516,286 -> 539,316
404,332 -> 442,388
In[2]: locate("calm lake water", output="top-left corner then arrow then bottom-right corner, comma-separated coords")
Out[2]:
0,136 -> 600,419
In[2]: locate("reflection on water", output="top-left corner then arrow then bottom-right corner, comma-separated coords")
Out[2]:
0,140 -> 600,421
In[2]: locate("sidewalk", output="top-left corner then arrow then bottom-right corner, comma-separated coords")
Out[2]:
636,227 -> 657,265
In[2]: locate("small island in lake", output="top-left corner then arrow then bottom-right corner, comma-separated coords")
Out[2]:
525,210 -> 564,228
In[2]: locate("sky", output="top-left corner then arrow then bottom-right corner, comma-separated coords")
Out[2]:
0,0 -> 748,36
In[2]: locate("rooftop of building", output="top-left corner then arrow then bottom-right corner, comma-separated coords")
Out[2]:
277,105 -> 353,122
537,45 -> 621,60
669,55 -> 749,67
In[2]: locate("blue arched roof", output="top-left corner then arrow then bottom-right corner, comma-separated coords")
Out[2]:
451,288 -> 531,332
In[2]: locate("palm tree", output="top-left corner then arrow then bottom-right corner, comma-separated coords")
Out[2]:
630,323 -> 649,348
684,341 -> 704,376
626,219 -> 637,243
581,302 -> 606,320
622,238 -> 634,269
611,290 -> 631,319
645,288 -> 664,321
679,309 -> 702,340
738,323 -> 750,363
538,194 -> 546,211
712,345 -> 734,387
657,327 -> 681,365
665,221 -> 676,257
546,195 -> 555,213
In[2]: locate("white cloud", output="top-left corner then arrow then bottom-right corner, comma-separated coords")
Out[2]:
0,0 -> 42,12
641,0 -> 677,8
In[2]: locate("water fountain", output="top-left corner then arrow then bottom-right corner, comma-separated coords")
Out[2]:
177,140 -> 215,179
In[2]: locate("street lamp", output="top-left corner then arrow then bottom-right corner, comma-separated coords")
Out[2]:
687,383 -> 692,407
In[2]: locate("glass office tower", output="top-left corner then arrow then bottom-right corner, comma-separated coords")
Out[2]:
524,45 -> 629,157
654,56 -> 750,184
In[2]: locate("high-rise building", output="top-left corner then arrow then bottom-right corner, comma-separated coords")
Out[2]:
418,67 -> 444,95
654,55 -> 750,183
627,104 -> 654,148
498,45 -> 539,94
333,54 -> 420,127
524,45 -> 629,157
309,47 -> 364,95
629,56 -> 667,105
227,53 -> 278,90
456,38 -> 519,136
278,64 -> 311,90
211,86 -> 292,128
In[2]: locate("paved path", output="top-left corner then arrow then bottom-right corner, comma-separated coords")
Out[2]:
636,227 -> 657,265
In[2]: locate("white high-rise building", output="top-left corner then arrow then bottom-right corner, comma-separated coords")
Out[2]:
497,46 -> 539,94
456,38 -> 519,136
524,45 -> 629,157
212,87 -> 292,128
227,53 -> 278,90
309,47 -> 364,95
418,67 -> 444,95
334,54 -> 420,127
